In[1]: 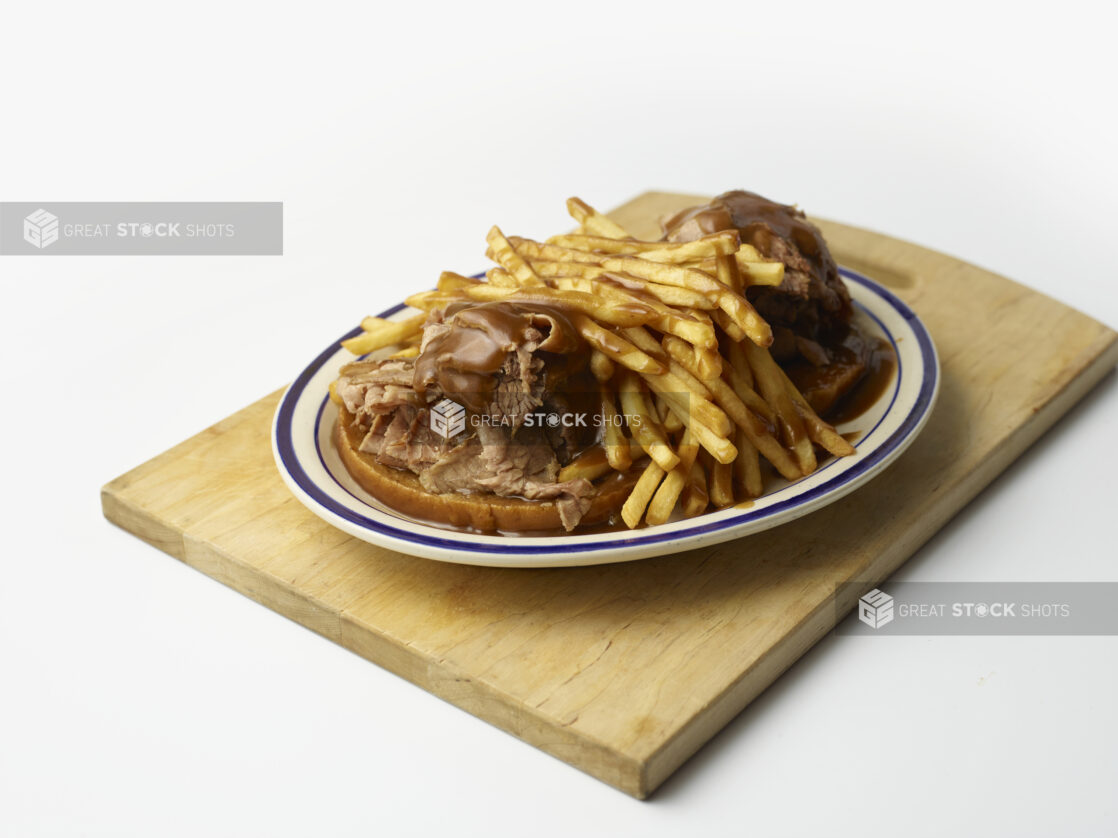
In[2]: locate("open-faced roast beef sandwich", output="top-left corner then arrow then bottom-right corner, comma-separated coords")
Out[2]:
334,300 -> 637,533
331,192 -> 889,534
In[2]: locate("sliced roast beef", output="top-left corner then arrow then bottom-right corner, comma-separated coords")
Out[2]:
407,422 -> 593,530
338,301 -> 597,530
403,420 -> 451,472
489,350 -> 544,429
379,408 -> 418,470
336,359 -> 421,426
417,436 -> 483,494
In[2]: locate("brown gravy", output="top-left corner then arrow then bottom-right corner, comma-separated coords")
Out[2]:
414,300 -> 584,412
784,322 -> 897,426
824,340 -> 896,425
661,190 -> 838,290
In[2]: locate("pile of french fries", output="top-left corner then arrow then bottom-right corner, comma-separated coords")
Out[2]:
339,197 -> 855,528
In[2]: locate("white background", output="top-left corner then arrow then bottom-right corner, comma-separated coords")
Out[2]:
2,1 -> 1116,835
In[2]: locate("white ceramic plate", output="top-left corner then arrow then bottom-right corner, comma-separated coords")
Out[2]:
273,268 -> 938,567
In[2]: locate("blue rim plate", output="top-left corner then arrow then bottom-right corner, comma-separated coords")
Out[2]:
272,269 -> 938,567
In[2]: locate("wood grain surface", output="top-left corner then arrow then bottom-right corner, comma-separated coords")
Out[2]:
102,191 -> 1118,798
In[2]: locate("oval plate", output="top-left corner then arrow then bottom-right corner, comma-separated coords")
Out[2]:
273,269 -> 938,567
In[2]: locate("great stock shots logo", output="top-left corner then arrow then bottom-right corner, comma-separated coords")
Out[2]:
858,588 -> 895,629
1,202 -> 282,254
430,399 -> 467,440
428,397 -> 645,441
23,209 -> 59,249
840,582 -> 1118,635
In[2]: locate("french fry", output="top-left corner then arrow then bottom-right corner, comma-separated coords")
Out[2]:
388,345 -> 420,359
438,271 -> 481,292
737,243 -> 766,261
709,457 -> 734,508
664,356 -> 713,401
621,460 -> 666,529
558,447 -> 613,484
597,273 -> 717,310
589,349 -> 615,382
509,236 -> 603,265
546,275 -> 609,295
733,428 -> 763,499
715,252 -> 743,294
656,394 -> 738,465
724,339 -> 755,388
732,376 -> 774,430
485,267 -> 519,287
328,379 -> 342,405
341,313 -> 426,355
794,400 -> 857,458
721,362 -> 776,426
575,315 -> 666,375
618,372 -> 679,472
645,428 -> 700,526
742,339 -> 815,475
552,276 -> 717,347
404,289 -> 445,311
730,396 -> 800,482
627,437 -> 646,460
657,339 -> 719,397
599,256 -> 724,296
486,226 -> 545,287
545,233 -> 633,252
694,344 -> 723,380
680,459 -> 710,518
546,232 -> 738,260
698,249 -> 785,286
545,233 -> 672,253
655,393 -> 684,433
600,387 -> 632,473
659,312 -> 721,379
728,400 -> 800,481
566,197 -> 630,239
687,308 -> 714,329
715,289 -> 773,348
653,361 -> 734,438
649,313 -> 717,352
683,310 -> 722,375
774,364 -> 858,458
530,260 -> 609,280
735,250 -> 784,286
713,309 -> 748,342
619,324 -> 671,358
631,231 -> 740,263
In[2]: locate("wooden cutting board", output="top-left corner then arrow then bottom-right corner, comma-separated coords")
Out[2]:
102,191 -> 1118,798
